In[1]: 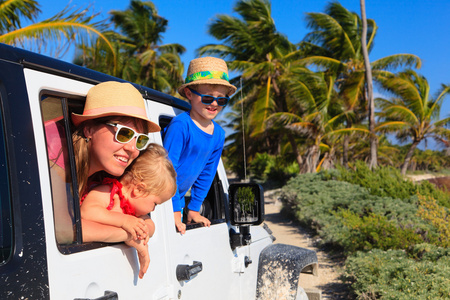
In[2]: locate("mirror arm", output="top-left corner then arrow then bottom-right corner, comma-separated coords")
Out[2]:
229,225 -> 251,250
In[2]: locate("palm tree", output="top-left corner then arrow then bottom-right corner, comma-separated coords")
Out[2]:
0,0 -> 114,59
267,70 -> 369,173
198,0 -> 306,170
76,1 -> 185,95
348,134 -> 399,166
299,1 -> 421,168
359,0 -> 377,168
376,70 -> 450,175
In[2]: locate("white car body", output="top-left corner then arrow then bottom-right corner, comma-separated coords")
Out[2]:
0,43 -> 317,300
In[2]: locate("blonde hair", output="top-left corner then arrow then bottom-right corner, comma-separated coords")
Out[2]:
72,116 -> 151,196
120,143 -> 177,197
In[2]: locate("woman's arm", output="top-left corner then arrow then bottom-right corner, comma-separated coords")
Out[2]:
81,186 -> 147,240
81,219 -> 131,243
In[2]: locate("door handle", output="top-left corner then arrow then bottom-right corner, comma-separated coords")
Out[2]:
74,290 -> 118,300
176,261 -> 203,281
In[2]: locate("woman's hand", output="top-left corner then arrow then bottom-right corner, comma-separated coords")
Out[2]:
142,217 -> 155,245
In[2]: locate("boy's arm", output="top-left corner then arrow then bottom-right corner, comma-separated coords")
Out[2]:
173,211 -> 186,234
188,133 -> 224,213
163,120 -> 186,213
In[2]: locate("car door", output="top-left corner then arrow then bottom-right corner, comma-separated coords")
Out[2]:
24,68 -> 173,299
0,57 -> 52,299
146,101 -> 249,300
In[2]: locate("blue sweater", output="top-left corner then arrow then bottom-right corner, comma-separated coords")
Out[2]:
163,112 -> 225,212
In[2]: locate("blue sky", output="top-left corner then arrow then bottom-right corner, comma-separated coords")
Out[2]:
35,0 -> 450,148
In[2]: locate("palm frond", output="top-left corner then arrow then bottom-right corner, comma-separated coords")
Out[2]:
0,0 -> 39,32
372,54 -> 421,70
1,4 -> 114,59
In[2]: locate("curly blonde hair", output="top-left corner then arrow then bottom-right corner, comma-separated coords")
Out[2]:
120,143 -> 176,197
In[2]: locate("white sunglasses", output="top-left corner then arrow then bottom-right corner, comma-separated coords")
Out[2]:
106,123 -> 151,151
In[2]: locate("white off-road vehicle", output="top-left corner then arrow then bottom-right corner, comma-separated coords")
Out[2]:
0,43 -> 318,300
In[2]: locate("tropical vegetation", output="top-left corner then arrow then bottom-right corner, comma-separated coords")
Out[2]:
74,0 -> 185,95
376,70 -> 450,175
0,0 -> 113,59
197,0 -> 447,179
3,0 -> 449,298
280,165 -> 449,298
3,0 -> 447,176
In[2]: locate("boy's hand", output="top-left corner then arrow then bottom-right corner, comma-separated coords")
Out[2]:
122,215 -> 148,240
125,239 -> 149,279
174,211 -> 186,234
187,210 -> 211,227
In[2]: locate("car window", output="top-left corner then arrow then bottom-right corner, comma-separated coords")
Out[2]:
0,95 -> 12,264
42,95 -> 79,245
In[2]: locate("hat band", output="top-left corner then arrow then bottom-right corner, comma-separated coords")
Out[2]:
185,71 -> 229,84
82,106 -> 147,118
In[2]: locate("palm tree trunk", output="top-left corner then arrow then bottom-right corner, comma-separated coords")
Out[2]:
287,133 -> 303,172
301,144 -> 320,173
343,130 -> 350,168
401,140 -> 420,175
321,148 -> 335,170
360,0 -> 378,169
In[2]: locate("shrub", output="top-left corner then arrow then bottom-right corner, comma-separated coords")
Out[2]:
280,173 -> 439,253
344,246 -> 450,299
249,153 -> 298,184
335,161 -> 449,208
280,168 -> 450,299
336,209 -> 422,252
417,194 -> 450,248
236,186 -> 254,212
249,152 -> 274,180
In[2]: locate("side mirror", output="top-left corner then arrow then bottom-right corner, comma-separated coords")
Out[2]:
229,183 -> 264,226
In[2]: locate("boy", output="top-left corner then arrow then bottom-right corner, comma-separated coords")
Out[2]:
163,57 -> 236,234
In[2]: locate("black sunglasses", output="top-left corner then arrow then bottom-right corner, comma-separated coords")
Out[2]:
189,88 -> 230,106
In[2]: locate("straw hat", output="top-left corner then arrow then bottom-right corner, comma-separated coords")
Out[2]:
178,57 -> 237,98
72,81 -> 160,132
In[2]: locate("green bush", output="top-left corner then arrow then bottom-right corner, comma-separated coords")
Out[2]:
344,246 -> 450,299
335,210 -> 422,252
334,161 -> 449,208
249,152 -> 298,184
236,186 -> 254,212
249,152 -> 274,180
418,194 -> 450,248
280,167 -> 450,299
280,173 -> 439,253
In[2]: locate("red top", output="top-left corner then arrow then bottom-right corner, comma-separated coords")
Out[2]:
80,178 -> 136,216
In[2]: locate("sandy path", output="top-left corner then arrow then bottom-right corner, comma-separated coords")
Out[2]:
262,189 -> 350,299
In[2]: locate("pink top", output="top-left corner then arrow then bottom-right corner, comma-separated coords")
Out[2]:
45,117 -> 66,169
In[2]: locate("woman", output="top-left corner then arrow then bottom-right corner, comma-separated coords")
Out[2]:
49,81 -> 160,276
71,81 -> 160,242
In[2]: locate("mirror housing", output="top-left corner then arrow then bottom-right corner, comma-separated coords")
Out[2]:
229,183 -> 264,226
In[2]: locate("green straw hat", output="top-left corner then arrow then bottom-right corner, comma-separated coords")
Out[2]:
178,57 -> 237,98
